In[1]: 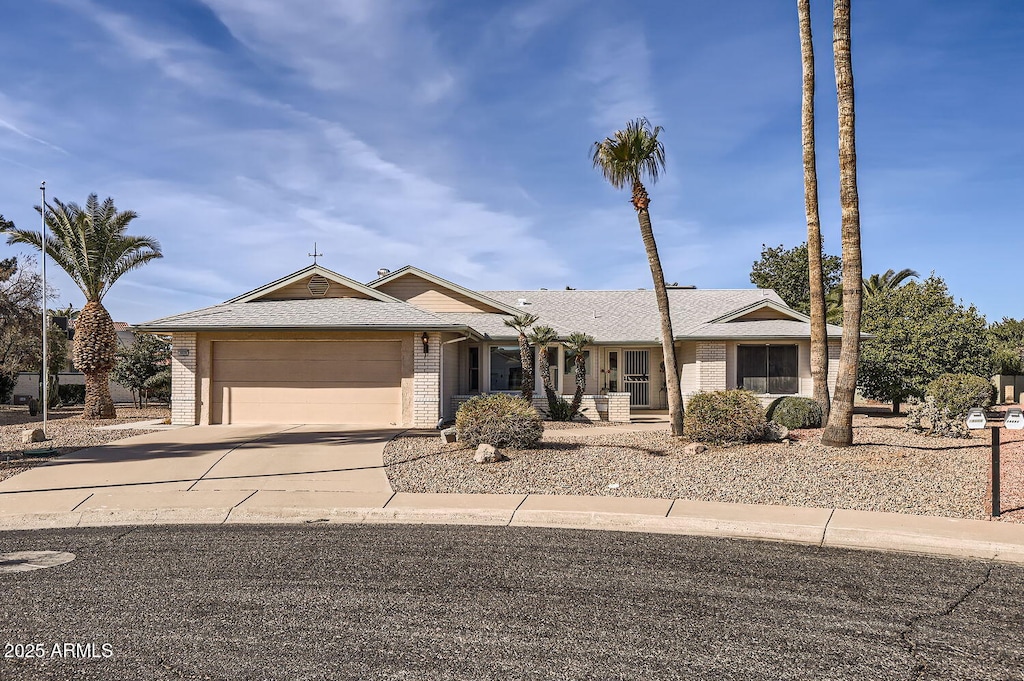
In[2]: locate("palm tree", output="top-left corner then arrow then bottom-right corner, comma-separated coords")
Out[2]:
1,195 -> 161,419
863,268 -> 918,298
563,332 -> 594,419
592,117 -> 685,437
527,325 -> 559,412
820,0 -> 863,447
502,312 -> 539,402
798,0 -> 830,424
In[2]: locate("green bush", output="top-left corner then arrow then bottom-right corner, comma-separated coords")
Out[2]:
544,398 -> 574,422
683,390 -> 767,444
766,396 -> 823,429
57,383 -> 86,405
925,373 -> 995,417
455,394 -> 543,449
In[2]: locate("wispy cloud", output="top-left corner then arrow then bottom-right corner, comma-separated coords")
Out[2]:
579,25 -> 659,131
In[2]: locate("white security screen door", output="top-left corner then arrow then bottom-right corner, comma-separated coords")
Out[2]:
623,350 -> 650,407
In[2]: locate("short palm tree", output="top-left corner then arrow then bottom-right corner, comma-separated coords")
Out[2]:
1,194 -> 162,419
592,117 -> 684,436
502,312 -> 539,402
563,332 -> 594,419
863,269 -> 918,298
527,325 -> 559,412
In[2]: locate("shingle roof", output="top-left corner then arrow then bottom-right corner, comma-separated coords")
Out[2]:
136,275 -> 845,342
442,288 -> 843,343
136,298 -> 465,331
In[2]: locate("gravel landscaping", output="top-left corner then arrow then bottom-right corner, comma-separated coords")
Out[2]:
385,411 -> 1023,522
0,404 -> 170,482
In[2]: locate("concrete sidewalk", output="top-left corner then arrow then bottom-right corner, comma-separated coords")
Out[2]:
1,487 -> 1022,565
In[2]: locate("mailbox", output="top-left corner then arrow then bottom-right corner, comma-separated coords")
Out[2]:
966,408 -> 987,430
1006,408 -> 1024,430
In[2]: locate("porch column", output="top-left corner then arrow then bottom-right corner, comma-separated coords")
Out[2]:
170,332 -> 197,425
696,341 -> 726,392
413,332 -> 441,428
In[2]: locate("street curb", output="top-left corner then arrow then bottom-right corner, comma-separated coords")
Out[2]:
1,494 -> 1023,565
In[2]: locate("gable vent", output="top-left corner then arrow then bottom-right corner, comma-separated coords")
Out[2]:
307,275 -> 331,297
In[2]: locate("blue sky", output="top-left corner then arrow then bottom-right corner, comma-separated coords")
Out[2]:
1,0 -> 1022,324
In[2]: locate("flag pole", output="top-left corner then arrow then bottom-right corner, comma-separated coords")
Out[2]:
40,181 -> 48,438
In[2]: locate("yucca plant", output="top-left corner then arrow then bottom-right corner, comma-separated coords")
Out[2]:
527,324 -> 559,415
502,312 -> 539,402
1,195 -> 162,419
563,332 -> 594,419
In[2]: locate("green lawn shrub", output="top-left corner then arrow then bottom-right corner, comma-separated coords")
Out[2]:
455,394 -> 543,449
925,373 -> 995,417
684,390 -> 767,444
765,396 -> 823,429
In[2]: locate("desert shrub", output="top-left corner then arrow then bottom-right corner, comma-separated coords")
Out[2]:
905,396 -> 971,439
766,396 -> 823,429
544,398 -> 574,422
57,383 -> 86,405
455,394 -> 543,449
683,390 -> 767,444
925,373 -> 995,418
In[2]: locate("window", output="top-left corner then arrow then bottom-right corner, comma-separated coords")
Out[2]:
490,345 -> 533,391
545,346 -> 559,392
564,349 -> 590,378
468,347 -> 479,391
736,345 -> 798,394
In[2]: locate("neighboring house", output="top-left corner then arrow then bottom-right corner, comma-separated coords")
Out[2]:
11,321 -> 137,404
137,264 -> 846,428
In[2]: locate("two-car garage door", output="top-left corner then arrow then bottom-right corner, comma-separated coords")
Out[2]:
211,341 -> 402,425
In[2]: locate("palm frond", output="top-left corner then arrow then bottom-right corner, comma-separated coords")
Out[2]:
591,117 -> 666,190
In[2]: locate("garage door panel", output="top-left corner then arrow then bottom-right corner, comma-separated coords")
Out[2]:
214,341 -> 392,362
213,359 -> 401,384
211,340 -> 403,425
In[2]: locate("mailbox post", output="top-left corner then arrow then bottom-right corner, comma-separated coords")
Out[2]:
968,407 -> 1023,518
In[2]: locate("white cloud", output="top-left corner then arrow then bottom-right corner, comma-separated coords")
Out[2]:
580,25 -> 659,131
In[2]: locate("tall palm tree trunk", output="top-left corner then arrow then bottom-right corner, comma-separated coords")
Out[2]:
821,0 -> 862,447
570,353 -> 587,417
799,0 -> 830,424
74,301 -> 118,419
633,181 -> 684,436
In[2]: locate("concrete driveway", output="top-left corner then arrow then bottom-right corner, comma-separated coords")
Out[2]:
0,425 -> 398,520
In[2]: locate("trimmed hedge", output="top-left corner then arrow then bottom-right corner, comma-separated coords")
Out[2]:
455,394 -> 543,449
766,396 -> 823,429
683,390 -> 767,444
925,373 -> 995,418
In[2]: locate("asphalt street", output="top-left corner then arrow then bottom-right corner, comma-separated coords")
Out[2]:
0,524 -> 1021,680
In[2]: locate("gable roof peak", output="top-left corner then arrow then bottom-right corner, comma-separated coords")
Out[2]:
225,264 -> 401,304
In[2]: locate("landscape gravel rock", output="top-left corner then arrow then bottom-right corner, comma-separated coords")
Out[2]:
385,414 -> 993,520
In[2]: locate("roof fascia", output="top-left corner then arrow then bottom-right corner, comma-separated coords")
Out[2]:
226,265 -> 401,304
367,265 -> 522,315
706,299 -> 811,324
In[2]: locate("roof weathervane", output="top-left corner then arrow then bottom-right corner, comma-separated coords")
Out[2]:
308,242 -> 323,265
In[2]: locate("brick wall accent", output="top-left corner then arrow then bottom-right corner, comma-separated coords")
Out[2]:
170,332 -> 197,425
606,392 -> 631,423
696,341 -> 727,393
413,332 -> 441,428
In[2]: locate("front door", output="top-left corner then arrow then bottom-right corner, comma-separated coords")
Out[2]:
623,349 -> 650,407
